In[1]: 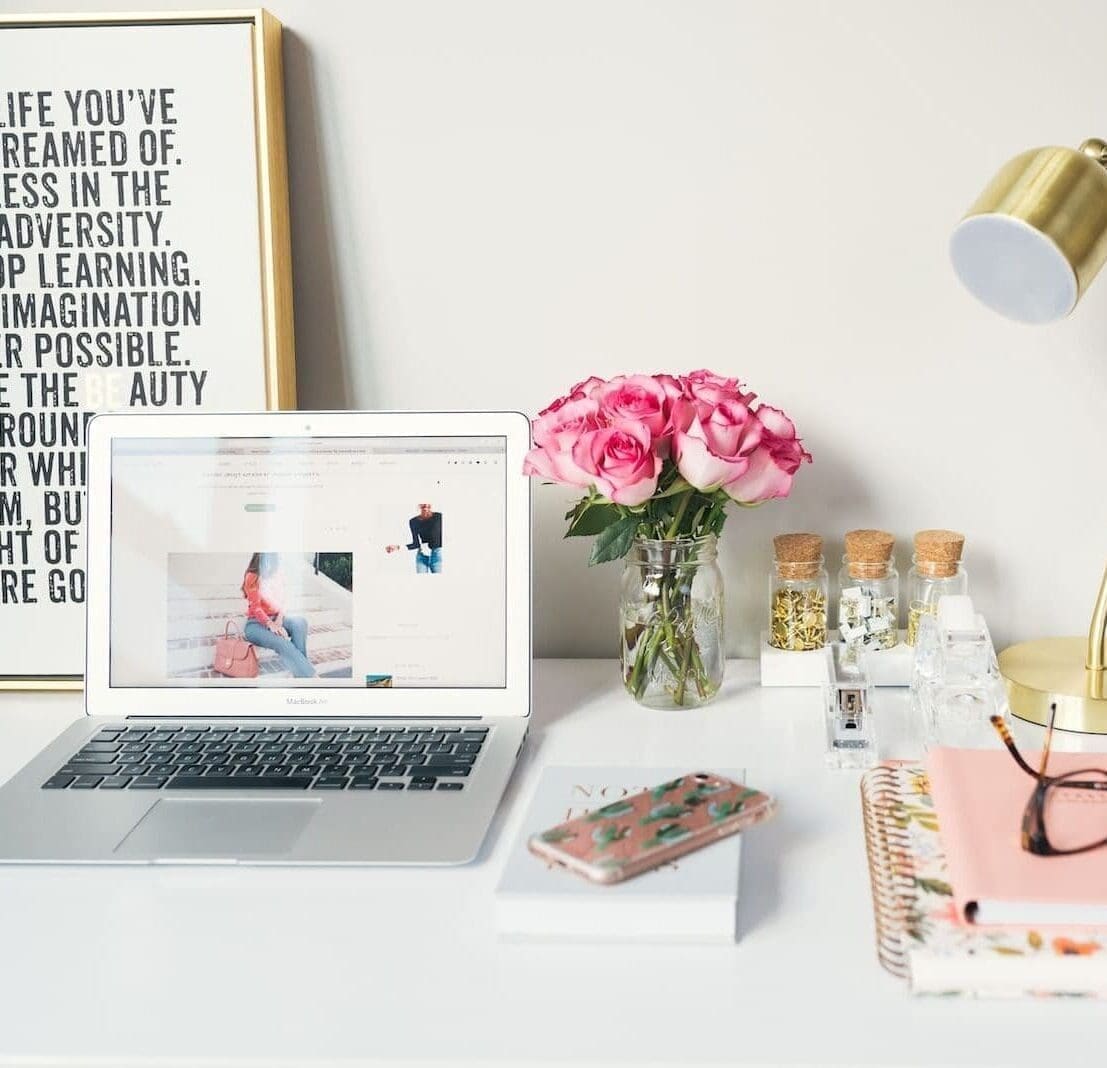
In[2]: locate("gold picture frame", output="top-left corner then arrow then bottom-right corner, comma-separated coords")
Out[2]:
0,9 -> 296,690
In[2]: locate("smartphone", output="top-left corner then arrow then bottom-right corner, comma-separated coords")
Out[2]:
527,772 -> 775,885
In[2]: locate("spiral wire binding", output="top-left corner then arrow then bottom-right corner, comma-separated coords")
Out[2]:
860,764 -> 920,980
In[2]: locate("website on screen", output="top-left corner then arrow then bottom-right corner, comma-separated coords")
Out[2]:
108,436 -> 507,688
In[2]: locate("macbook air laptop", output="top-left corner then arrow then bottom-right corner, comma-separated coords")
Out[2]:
0,410 -> 531,865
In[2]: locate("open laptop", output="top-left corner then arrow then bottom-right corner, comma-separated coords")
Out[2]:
0,410 -> 531,865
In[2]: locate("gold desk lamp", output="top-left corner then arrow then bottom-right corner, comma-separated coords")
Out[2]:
950,137 -> 1107,732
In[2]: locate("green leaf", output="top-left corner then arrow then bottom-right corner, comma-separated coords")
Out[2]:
539,827 -> 576,843
651,477 -> 691,500
588,516 -> 639,566
650,778 -> 686,800
914,877 -> 954,897
566,502 -> 621,537
639,803 -> 690,825
642,823 -> 692,849
585,800 -> 634,821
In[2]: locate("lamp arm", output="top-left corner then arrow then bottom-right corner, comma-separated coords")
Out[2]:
1087,561 -> 1107,673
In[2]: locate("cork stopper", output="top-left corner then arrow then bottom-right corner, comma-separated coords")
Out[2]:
773,532 -> 822,580
914,529 -> 965,578
844,529 -> 894,579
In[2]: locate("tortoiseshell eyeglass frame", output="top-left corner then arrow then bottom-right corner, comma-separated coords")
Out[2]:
989,704 -> 1107,857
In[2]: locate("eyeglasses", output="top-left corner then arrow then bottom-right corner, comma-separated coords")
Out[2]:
989,705 -> 1107,857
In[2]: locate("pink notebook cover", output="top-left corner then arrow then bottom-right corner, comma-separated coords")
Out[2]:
926,747 -> 1107,926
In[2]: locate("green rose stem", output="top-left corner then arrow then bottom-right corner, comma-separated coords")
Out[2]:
665,490 -> 693,540
673,620 -> 695,705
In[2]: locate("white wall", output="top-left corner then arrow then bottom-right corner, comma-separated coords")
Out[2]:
20,0 -> 1107,656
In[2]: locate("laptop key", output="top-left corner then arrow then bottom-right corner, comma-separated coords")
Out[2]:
42,774 -> 74,789
436,782 -> 465,791
100,777 -> 132,789
377,781 -> 405,791
408,780 -> 434,791
421,766 -> 470,777
71,775 -> 104,789
81,741 -> 122,753
167,776 -> 314,790
312,777 -> 348,790
350,777 -> 378,790
61,762 -> 119,777
130,776 -> 169,789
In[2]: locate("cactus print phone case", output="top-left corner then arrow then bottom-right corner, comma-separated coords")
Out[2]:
527,772 -> 775,885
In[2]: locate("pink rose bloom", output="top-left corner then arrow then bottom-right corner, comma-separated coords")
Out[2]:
523,395 -> 603,486
571,421 -> 661,506
568,375 -> 606,398
724,405 -> 811,502
684,368 -> 743,392
681,369 -> 756,422
673,398 -> 762,492
597,374 -> 670,439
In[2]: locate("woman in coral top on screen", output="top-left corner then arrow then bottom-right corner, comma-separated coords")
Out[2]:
241,553 -> 316,678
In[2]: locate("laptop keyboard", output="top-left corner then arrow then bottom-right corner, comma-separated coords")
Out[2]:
41,724 -> 488,792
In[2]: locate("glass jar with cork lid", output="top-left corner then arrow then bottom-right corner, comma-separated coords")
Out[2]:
906,529 -> 967,646
769,533 -> 828,651
837,529 -> 898,651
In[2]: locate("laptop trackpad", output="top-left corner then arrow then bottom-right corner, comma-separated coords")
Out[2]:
114,798 -> 320,860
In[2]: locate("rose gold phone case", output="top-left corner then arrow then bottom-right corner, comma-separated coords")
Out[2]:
527,772 -> 775,884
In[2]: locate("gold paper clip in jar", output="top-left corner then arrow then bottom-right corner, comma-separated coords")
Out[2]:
769,533 -> 828,651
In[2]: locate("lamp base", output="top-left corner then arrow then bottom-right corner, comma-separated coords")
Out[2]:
998,637 -> 1107,733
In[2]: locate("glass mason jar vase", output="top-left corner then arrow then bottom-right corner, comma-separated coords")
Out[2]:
619,536 -> 725,709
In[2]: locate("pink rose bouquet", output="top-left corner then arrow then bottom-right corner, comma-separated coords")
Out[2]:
524,370 -> 810,706
524,370 -> 810,565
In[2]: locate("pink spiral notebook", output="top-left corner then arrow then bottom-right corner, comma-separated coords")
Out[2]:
926,747 -> 1107,927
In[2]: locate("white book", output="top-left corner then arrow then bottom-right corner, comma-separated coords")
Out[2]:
495,765 -> 744,944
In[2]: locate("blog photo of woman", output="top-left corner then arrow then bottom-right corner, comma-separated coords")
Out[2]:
385,502 -> 443,574
242,552 -> 317,677
166,552 -> 355,682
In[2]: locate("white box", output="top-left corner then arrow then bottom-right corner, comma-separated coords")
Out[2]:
759,630 -> 914,688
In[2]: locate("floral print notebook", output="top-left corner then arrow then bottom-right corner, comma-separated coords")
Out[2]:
862,762 -> 1107,998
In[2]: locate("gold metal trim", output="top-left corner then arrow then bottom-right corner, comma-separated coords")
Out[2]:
0,9 -> 296,690
999,564 -> 1107,733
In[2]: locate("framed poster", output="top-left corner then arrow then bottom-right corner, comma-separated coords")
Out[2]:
0,11 -> 296,689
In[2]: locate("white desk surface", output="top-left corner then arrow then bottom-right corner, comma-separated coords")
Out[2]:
0,659 -> 1102,1067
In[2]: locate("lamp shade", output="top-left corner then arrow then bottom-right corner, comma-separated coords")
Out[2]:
950,140 -> 1107,324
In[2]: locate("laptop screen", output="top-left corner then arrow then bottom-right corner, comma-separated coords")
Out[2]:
108,435 -> 507,689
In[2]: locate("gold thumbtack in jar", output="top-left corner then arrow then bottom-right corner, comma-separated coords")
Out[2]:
838,529 -> 898,651
906,530 -> 967,646
769,533 -> 828,651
